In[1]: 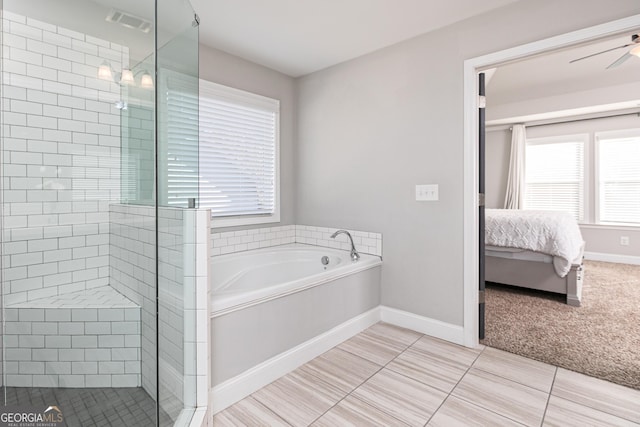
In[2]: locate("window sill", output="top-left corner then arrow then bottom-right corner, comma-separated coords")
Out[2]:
211,213 -> 281,229
579,223 -> 640,231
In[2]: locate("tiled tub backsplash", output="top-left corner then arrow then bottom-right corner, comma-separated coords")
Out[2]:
211,225 -> 382,257
296,225 -> 382,256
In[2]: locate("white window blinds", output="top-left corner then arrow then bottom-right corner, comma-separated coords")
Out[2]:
524,137 -> 585,221
164,75 -> 200,207
199,81 -> 279,218
597,133 -> 640,225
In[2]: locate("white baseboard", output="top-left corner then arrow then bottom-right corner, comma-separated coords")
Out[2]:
210,307 -> 381,414
210,305 -> 467,415
584,251 -> 640,266
380,305 -> 465,346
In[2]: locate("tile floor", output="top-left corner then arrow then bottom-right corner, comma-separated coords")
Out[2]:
213,322 -> 640,427
4,386 -> 172,426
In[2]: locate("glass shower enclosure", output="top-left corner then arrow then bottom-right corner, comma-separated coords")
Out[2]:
0,0 -> 200,425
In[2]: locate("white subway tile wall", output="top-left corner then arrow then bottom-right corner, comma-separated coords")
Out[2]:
110,204 -> 209,408
3,299 -> 141,388
211,225 -> 296,256
296,225 -> 383,256
109,204 -> 157,396
159,208 -> 210,421
1,11 -> 124,303
194,210 -> 211,408
211,225 -> 382,257
0,11 -> 147,390
158,207 -> 187,421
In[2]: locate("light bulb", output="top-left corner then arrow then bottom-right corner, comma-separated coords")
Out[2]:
120,69 -> 135,85
140,73 -> 154,89
98,62 -> 113,81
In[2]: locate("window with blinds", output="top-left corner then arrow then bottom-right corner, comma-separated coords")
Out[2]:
164,74 -> 200,207
523,136 -> 586,221
198,80 -> 280,226
597,131 -> 640,225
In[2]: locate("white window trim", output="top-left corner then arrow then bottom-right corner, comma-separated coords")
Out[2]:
199,81 -> 281,229
594,128 -> 640,227
525,133 -> 590,223
579,223 -> 640,231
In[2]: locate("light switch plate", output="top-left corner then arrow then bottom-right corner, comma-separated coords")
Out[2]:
416,184 -> 439,201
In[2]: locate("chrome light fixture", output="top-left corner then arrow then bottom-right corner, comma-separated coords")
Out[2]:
98,61 -> 153,89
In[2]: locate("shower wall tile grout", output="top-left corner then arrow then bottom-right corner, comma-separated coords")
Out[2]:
2,10 -> 124,304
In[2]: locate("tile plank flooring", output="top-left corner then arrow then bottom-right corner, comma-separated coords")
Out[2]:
214,322 -> 640,427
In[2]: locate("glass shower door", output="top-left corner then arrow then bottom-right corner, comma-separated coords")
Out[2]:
156,0 -> 200,425
1,0 -> 201,425
0,0 -> 159,424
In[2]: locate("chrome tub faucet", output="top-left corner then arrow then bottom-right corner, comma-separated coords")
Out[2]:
330,230 -> 360,262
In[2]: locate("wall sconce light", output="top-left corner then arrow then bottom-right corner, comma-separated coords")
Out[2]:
140,73 -> 154,89
98,61 -> 154,89
120,69 -> 135,85
98,61 -> 114,80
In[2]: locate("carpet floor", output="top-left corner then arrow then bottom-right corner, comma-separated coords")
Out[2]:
481,260 -> 640,390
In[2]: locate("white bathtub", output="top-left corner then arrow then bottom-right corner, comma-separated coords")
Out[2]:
211,243 -> 382,316
210,242 -> 382,409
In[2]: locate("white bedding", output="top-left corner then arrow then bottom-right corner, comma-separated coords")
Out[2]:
485,209 -> 584,277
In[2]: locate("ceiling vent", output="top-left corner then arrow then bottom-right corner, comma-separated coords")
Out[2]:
106,9 -> 152,34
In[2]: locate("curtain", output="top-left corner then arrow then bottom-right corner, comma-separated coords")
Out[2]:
504,124 -> 526,209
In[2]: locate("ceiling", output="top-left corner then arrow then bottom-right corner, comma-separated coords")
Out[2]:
9,0 -> 638,99
189,0 -> 518,77
487,32 -> 640,108
6,0 -> 518,76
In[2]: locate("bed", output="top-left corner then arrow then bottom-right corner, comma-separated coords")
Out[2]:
484,209 -> 585,306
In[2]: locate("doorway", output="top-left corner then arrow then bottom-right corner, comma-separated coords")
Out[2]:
462,14 -> 640,348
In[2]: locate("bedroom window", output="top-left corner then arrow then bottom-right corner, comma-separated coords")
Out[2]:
199,80 -> 280,227
524,135 -> 586,221
596,130 -> 640,226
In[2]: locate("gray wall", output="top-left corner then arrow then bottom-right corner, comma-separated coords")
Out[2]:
199,45 -> 296,230
486,129 -> 511,209
295,0 -> 640,326
485,115 -> 640,257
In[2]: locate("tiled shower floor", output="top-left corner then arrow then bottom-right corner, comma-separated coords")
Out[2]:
4,386 -> 172,426
214,322 -> 640,426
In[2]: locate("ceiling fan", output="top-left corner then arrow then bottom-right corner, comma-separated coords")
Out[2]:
570,34 -> 640,69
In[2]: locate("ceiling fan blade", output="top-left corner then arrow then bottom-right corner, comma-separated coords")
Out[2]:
569,43 -> 631,63
606,52 -> 633,69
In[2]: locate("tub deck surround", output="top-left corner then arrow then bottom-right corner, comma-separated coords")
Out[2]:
211,243 -> 383,316
211,225 -> 383,258
209,238 -> 383,414
3,285 -> 141,388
